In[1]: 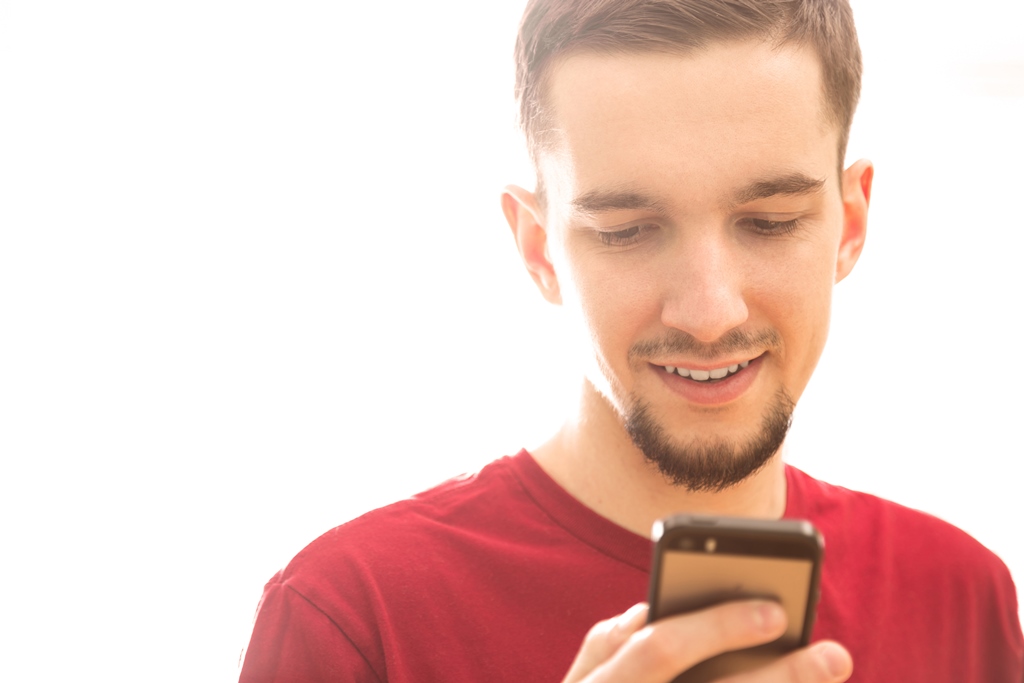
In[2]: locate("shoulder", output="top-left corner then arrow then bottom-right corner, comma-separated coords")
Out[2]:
240,460 -> 531,683
278,454 -> 531,588
250,451 -> 589,678
787,465 -> 1016,590
789,464 -> 977,544
788,468 -> 1024,674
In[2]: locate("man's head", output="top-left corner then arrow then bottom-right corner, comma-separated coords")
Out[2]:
502,1 -> 872,491
515,0 -> 863,202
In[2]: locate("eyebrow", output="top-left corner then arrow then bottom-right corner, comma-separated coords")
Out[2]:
569,189 -> 669,216
569,172 -> 827,217
730,172 -> 827,207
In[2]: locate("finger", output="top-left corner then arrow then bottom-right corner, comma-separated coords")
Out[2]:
562,603 -> 650,683
586,600 -> 788,683
718,641 -> 853,683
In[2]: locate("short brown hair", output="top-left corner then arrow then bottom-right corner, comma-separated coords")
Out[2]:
515,0 -> 862,176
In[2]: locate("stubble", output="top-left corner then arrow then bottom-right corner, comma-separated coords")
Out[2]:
623,388 -> 795,492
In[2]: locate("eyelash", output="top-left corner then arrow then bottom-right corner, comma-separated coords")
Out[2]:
597,218 -> 800,246
598,225 -> 650,246
748,218 -> 800,235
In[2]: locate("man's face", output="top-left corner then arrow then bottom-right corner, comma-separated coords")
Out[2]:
520,40 -> 868,488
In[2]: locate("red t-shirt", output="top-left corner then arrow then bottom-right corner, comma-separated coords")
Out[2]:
239,451 -> 1023,682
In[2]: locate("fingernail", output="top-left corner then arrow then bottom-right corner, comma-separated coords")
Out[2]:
816,642 -> 850,678
756,602 -> 785,633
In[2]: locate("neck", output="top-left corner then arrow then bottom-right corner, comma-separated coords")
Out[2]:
531,380 -> 788,538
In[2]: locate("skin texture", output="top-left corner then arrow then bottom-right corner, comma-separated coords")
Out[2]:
561,602 -> 852,683
502,39 -> 872,682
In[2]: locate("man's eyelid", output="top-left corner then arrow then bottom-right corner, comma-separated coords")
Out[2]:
592,218 -> 663,233
732,200 -> 816,222
733,194 -> 823,218
740,210 -> 804,222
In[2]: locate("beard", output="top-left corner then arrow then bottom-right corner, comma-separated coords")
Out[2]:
623,388 -> 795,492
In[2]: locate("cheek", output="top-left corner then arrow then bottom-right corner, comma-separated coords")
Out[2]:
566,262 -> 640,344
755,238 -> 837,387
558,250 -> 660,371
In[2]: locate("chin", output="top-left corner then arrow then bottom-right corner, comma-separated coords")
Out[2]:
623,389 -> 795,492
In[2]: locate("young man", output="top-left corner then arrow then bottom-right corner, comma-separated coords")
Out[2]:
240,1 -> 1023,681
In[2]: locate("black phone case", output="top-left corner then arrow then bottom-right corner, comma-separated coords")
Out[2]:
647,515 -> 824,683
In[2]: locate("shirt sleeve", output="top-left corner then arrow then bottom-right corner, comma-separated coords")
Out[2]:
238,574 -> 382,683
987,555 -> 1024,682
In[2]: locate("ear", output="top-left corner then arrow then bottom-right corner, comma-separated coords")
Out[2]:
501,185 -> 562,305
835,158 -> 873,284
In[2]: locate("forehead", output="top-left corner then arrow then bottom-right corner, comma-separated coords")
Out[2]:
539,41 -> 836,214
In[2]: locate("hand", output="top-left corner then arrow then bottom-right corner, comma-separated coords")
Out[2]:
561,601 -> 852,683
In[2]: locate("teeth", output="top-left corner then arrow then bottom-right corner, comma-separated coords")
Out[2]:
663,359 -> 753,382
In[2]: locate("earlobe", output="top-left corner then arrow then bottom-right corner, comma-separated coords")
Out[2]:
501,185 -> 562,304
835,159 -> 874,284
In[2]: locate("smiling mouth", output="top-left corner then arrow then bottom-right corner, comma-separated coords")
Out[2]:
660,360 -> 750,383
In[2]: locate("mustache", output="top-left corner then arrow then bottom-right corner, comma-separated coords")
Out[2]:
628,328 -> 782,363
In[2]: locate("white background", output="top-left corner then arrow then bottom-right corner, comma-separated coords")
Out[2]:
1,1 -> 1021,680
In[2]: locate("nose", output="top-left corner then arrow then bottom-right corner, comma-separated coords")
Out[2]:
658,231 -> 749,343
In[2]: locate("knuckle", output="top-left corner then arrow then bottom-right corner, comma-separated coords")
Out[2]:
709,602 -> 757,645
630,626 -> 681,670
584,618 -> 616,645
711,603 -> 744,638
716,601 -> 782,645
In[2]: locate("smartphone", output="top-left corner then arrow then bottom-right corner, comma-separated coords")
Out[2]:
647,514 -> 823,683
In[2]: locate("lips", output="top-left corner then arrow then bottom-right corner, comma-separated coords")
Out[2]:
653,355 -> 763,405
661,360 -> 750,382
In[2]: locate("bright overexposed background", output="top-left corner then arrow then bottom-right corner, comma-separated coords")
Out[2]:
1,1 -> 1021,680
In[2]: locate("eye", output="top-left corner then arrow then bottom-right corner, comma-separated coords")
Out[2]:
597,224 -> 654,246
746,217 -> 800,236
